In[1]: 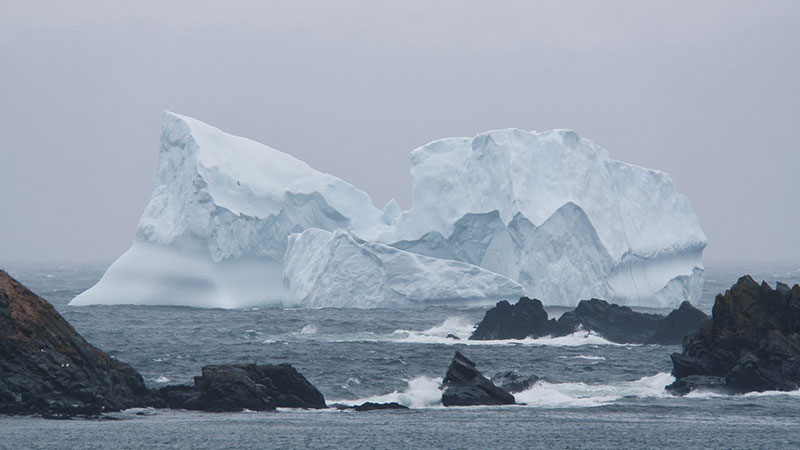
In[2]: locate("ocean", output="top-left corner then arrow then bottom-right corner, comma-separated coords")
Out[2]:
1,262 -> 799,449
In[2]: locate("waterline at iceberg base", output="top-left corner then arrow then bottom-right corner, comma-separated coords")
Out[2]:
71,112 -> 706,309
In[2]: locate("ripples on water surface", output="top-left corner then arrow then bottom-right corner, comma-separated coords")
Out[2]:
1,262 -> 800,449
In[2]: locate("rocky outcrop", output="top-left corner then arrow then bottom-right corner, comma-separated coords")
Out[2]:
490,371 -> 540,393
667,276 -> 800,395
553,299 -> 663,343
441,351 -> 515,406
469,297 -> 554,340
154,363 -> 326,412
353,402 -> 409,411
0,270 -> 327,416
469,296 -> 707,345
646,301 -> 708,345
0,270 -> 149,416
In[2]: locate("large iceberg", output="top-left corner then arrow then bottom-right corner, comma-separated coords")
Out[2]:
72,112 -> 706,308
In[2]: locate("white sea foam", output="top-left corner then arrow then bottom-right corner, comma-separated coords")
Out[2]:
556,355 -> 607,361
392,321 -> 623,347
265,318 -> 624,347
300,324 -> 318,335
514,372 -> 675,408
685,387 -> 800,399
331,376 -> 444,408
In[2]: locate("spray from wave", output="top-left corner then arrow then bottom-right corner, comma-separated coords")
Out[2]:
331,376 -> 444,408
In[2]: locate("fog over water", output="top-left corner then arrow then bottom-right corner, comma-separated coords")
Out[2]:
1,1 -> 798,265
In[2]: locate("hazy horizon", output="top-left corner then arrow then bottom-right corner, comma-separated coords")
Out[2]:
1,1 -> 799,265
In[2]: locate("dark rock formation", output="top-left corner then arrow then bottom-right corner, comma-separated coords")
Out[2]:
469,296 -> 707,345
445,334 -> 460,340
154,363 -> 326,412
646,301 -> 708,345
667,276 -> 800,395
0,270 -> 327,416
441,351 -> 515,406
490,371 -> 540,393
0,270 -> 149,416
353,402 -> 409,411
469,297 -> 554,340
553,298 -> 663,344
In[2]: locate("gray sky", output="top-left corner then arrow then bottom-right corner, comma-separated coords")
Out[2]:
1,1 -> 798,265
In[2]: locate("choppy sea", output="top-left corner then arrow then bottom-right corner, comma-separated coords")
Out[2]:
1,262 -> 800,449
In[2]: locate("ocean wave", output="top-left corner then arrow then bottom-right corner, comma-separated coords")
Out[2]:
514,372 -> 674,408
330,376 -> 444,408
331,372 -> 676,410
256,317 -> 625,347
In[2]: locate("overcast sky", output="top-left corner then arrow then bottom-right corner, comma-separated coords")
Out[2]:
1,1 -> 798,265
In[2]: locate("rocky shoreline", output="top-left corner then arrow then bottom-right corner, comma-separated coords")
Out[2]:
0,270 -> 329,417
667,276 -> 800,395
4,268 -> 800,416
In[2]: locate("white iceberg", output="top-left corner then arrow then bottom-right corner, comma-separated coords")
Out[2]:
72,112 -> 706,309
72,111 -> 390,308
283,228 -> 525,308
386,128 -> 706,306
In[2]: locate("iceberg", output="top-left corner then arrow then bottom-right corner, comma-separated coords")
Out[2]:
72,112 -> 390,308
72,112 -> 706,309
283,228 -> 525,308
386,129 -> 706,307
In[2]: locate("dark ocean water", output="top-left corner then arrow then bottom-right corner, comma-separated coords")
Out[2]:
1,262 -> 800,449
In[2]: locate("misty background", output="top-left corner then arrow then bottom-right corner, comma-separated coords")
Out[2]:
1,1 -> 798,266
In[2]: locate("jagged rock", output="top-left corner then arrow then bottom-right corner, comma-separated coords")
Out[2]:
553,299 -> 663,343
0,270 -> 149,416
646,301 -> 708,345
490,371 -> 540,393
469,297 -> 554,340
155,363 -> 326,412
470,296 -> 706,345
441,351 -> 515,406
353,402 -> 409,411
667,276 -> 800,395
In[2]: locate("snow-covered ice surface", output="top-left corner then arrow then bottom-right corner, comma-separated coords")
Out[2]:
72,113 -> 706,308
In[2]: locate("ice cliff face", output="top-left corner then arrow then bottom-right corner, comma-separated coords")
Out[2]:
72,113 -> 706,309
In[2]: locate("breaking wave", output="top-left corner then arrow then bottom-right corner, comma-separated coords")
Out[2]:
330,376 -> 444,408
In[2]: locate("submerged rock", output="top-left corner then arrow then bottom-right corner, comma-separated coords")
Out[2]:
667,276 -> 800,395
441,351 -> 515,406
490,371 -> 540,393
155,363 -> 326,412
0,270 -> 149,416
469,297 -> 554,340
353,402 -> 409,411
